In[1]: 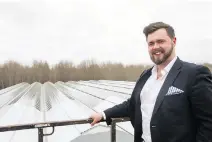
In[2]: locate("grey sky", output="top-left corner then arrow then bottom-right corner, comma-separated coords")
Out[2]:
0,0 -> 212,66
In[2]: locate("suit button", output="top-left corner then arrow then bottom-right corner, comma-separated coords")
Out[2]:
151,125 -> 156,128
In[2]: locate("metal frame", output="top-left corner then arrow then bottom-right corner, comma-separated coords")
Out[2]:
0,117 -> 130,142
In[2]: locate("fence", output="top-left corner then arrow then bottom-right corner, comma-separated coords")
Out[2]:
0,117 -> 130,142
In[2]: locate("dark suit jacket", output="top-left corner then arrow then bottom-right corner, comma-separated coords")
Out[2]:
104,57 -> 212,142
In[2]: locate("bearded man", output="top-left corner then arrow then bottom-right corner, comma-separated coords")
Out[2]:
90,22 -> 212,142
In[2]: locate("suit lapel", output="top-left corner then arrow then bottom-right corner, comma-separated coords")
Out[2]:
135,68 -> 152,106
151,58 -> 182,119
134,68 -> 152,131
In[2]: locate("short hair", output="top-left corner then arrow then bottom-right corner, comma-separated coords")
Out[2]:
143,22 -> 175,39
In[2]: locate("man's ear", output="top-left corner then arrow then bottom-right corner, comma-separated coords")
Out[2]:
172,37 -> 177,45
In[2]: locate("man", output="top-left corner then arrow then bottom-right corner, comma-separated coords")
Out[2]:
89,22 -> 212,142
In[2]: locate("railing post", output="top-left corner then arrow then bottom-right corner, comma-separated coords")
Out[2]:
38,128 -> 44,142
111,119 -> 116,142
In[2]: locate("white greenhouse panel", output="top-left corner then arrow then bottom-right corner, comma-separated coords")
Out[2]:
0,81 -> 135,142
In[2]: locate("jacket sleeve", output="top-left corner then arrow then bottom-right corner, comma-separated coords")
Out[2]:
103,98 -> 133,125
189,65 -> 212,141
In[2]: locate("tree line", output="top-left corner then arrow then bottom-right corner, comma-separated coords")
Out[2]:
0,60 -> 211,89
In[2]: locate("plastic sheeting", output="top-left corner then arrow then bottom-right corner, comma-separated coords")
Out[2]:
0,80 -> 135,142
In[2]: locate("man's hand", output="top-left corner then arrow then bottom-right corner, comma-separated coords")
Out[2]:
89,112 -> 103,126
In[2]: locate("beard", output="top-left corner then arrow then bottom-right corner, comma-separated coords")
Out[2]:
150,45 -> 174,65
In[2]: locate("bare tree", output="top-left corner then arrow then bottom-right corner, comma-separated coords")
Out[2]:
0,59 -> 211,88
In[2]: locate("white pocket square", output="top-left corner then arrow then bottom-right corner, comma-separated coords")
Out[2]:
166,86 -> 184,96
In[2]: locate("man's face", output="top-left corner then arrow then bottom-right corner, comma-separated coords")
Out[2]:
147,28 -> 176,65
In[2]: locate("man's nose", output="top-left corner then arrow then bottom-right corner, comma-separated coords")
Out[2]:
152,43 -> 160,49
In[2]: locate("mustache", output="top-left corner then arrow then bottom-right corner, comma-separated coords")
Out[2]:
151,48 -> 164,54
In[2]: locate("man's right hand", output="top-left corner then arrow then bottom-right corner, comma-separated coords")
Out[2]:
89,112 -> 103,126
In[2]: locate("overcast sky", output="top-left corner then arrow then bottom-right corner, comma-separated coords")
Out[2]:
0,0 -> 212,66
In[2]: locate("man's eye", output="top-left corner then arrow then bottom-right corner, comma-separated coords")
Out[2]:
157,40 -> 164,43
148,42 -> 154,46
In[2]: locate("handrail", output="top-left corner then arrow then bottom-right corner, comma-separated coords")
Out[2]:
0,117 -> 130,142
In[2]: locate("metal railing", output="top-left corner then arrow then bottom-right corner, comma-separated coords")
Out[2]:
0,117 -> 130,142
